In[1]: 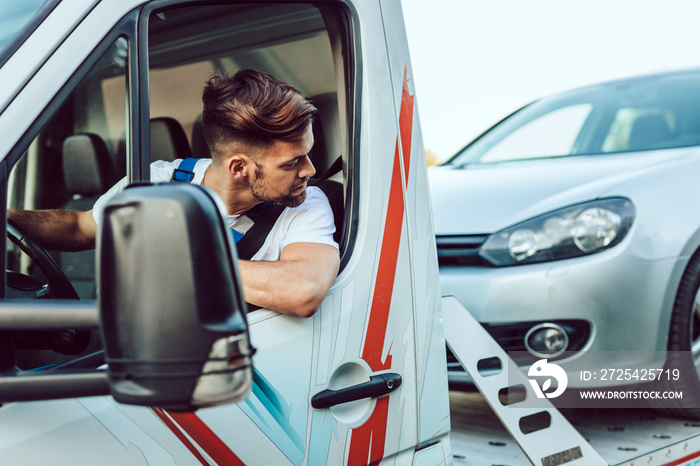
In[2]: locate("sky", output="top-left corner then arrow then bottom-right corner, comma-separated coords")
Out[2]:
400,0 -> 700,162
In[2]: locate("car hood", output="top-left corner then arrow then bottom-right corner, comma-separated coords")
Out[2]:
429,148 -> 698,235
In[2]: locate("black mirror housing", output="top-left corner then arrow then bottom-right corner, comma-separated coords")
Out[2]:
98,183 -> 253,411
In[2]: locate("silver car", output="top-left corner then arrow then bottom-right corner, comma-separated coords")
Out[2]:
429,68 -> 700,414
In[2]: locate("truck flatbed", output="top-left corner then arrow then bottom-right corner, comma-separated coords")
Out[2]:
449,390 -> 700,465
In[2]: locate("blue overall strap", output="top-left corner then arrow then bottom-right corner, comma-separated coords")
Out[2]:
171,158 -> 199,182
231,229 -> 245,243
169,158 -> 283,254
170,158 -> 250,243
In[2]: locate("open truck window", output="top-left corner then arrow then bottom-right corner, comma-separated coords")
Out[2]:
142,3 -> 353,259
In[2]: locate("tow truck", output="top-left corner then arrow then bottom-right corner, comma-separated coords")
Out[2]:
0,0 -> 699,464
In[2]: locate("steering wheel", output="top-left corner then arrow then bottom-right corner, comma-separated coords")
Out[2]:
6,218 -> 90,356
7,217 -> 79,300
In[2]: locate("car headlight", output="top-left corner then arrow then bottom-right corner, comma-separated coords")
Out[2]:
479,198 -> 635,266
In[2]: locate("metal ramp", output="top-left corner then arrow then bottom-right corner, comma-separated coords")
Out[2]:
442,296 -> 607,466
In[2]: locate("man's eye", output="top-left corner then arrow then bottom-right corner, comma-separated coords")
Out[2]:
288,157 -> 304,168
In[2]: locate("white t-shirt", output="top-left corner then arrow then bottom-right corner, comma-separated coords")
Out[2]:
93,159 -> 338,261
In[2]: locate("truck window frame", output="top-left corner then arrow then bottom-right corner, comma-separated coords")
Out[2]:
0,0 -> 62,72
0,11 -> 140,298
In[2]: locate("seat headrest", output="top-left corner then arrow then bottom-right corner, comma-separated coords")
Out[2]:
62,133 -> 115,196
150,117 -> 192,162
190,115 -> 212,158
309,93 -> 341,176
629,115 -> 671,151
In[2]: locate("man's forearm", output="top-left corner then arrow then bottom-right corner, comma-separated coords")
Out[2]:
238,259 -> 327,317
8,209 -> 96,251
237,243 -> 339,317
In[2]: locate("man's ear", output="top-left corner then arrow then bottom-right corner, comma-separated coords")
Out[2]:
226,153 -> 252,180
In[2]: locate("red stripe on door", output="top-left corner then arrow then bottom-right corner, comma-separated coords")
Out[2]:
346,396 -> 390,466
360,138 -> 403,372
351,65 -> 415,465
360,65 -> 415,373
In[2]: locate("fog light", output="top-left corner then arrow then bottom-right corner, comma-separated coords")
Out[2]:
525,323 -> 569,358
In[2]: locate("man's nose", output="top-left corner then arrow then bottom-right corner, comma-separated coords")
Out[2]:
299,155 -> 316,178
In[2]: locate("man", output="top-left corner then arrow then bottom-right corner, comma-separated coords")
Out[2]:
9,69 -> 340,317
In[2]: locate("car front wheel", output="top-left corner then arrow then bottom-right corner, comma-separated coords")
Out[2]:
658,250 -> 700,419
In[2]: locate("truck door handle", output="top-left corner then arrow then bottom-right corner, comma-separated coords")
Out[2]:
311,373 -> 402,409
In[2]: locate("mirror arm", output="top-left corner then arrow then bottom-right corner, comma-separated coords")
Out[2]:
0,301 -> 106,402
0,301 -> 99,329
0,372 -> 109,402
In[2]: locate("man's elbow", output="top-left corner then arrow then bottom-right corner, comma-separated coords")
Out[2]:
295,305 -> 319,319
289,282 -> 329,318
294,296 -> 324,318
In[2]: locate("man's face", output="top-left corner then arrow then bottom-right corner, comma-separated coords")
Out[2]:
250,125 -> 316,207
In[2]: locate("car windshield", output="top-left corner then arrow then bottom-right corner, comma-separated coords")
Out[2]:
451,70 -> 700,166
0,0 -> 53,55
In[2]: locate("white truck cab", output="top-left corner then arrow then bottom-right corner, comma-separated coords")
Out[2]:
2,2 -> 700,465
0,1 -> 451,464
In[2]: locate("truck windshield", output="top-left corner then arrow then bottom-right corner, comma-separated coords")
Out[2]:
0,0 -> 53,56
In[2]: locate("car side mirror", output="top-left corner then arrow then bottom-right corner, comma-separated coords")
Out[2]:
98,183 -> 253,411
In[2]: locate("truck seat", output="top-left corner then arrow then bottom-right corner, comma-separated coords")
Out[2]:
61,133 -> 115,299
309,93 -> 344,246
113,117 -> 193,178
62,133 -> 115,206
190,115 -> 212,158
150,117 -> 192,162
309,93 -> 342,177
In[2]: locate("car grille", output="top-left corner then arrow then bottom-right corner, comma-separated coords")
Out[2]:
436,234 -> 489,266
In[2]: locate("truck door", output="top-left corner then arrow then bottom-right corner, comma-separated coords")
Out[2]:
140,1 -> 422,464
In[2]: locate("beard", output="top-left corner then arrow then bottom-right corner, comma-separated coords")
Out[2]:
250,166 -> 308,208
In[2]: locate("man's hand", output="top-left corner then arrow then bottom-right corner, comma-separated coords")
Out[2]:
8,209 -> 97,251
237,242 -> 340,317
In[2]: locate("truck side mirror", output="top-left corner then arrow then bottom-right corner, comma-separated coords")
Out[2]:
99,183 -> 253,411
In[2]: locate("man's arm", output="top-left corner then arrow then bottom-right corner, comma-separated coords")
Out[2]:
8,209 -> 97,251
237,242 -> 340,317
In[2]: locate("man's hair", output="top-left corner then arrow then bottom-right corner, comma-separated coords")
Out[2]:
202,69 -> 317,160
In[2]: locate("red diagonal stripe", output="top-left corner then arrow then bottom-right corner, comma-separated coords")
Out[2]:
361,139 -> 403,371
152,408 -> 210,465
361,65 -> 415,372
347,396 -> 390,466
168,412 -> 246,466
